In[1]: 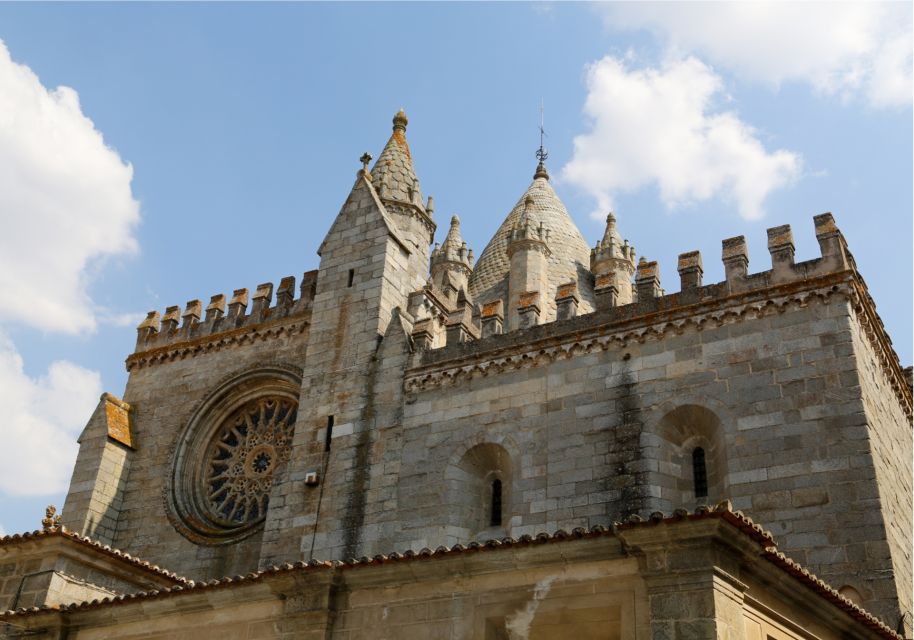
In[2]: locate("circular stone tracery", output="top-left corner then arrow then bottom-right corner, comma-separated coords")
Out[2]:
166,366 -> 302,545
204,397 -> 297,526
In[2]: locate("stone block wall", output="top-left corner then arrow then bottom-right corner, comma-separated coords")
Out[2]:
65,293 -> 313,580
377,285 -> 908,629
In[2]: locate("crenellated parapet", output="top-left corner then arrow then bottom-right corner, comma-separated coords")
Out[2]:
406,213 -> 911,419
129,271 -> 317,369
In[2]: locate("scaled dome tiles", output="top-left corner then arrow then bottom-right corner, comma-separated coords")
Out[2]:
370,109 -> 424,207
469,174 -> 595,316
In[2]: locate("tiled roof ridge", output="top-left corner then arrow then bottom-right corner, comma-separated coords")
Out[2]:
0,527 -> 189,584
762,547 -> 902,639
0,505 -> 899,639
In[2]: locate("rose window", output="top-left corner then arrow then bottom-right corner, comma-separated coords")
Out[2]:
203,397 -> 297,526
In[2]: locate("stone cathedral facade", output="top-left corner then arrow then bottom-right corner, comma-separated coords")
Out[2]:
0,111 -> 911,639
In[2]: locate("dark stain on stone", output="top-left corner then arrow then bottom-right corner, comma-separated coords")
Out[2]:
612,363 -> 645,520
341,334 -> 383,559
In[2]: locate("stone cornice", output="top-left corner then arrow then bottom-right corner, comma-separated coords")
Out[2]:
126,316 -> 309,372
383,199 -> 436,242
846,274 -> 913,419
506,236 -> 550,258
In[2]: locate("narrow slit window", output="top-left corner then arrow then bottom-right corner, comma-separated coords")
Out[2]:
692,447 -> 708,498
324,415 -> 334,452
490,479 -> 503,526
347,269 -> 355,287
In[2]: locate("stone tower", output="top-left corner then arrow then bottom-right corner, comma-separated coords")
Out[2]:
260,110 -> 436,564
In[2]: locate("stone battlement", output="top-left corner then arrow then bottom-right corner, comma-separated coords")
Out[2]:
414,213 -> 854,348
131,271 -> 317,358
408,214 -> 911,418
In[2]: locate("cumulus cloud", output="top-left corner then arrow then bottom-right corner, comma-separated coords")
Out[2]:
0,40 -> 140,334
0,41 -> 140,500
0,330 -> 101,496
562,56 -> 801,220
602,2 -> 913,108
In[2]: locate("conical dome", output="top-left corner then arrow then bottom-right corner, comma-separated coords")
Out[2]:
469,172 -> 595,317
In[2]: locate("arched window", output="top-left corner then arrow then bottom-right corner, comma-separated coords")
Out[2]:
693,447 -> 708,498
490,479 -> 503,526
449,442 -> 512,537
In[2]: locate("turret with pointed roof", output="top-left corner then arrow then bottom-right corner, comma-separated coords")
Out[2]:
430,215 -> 474,299
591,212 -> 636,307
367,109 -> 436,274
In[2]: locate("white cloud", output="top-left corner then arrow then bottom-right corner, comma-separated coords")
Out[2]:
0,330 -> 101,496
0,40 -> 140,335
0,42 -> 139,501
98,310 -> 146,329
562,56 -> 801,221
602,2 -> 913,108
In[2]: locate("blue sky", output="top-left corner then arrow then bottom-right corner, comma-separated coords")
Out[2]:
0,2 -> 910,535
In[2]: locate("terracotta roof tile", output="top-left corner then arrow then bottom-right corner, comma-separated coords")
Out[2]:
0,506 -> 899,638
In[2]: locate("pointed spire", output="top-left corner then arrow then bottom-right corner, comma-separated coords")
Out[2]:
591,211 -> 636,308
431,215 -> 474,294
432,215 -> 473,268
593,212 -> 634,262
602,212 -> 617,244
535,100 -> 550,180
370,109 -> 424,207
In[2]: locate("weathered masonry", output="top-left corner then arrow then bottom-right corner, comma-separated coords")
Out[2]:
1,110 -> 909,639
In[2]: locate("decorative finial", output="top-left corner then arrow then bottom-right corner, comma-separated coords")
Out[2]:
450,215 -> 460,227
534,99 -> 549,180
359,152 -> 372,172
393,109 -> 408,132
42,505 -> 61,532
